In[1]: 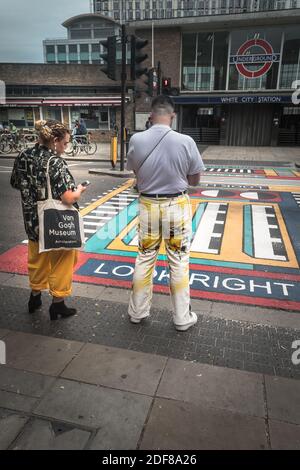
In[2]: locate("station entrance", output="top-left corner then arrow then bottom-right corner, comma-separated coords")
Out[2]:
180,102 -> 300,146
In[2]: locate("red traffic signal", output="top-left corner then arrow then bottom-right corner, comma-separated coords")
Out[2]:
162,77 -> 171,94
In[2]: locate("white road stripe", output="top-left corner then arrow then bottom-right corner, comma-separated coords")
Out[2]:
100,204 -> 124,209
83,215 -> 111,220
84,221 -> 106,226
91,209 -> 118,215
191,202 -> 226,254
252,206 -> 286,261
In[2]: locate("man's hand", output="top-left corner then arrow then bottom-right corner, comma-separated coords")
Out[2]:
187,173 -> 201,186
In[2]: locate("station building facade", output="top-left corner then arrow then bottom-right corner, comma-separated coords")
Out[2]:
131,8 -> 300,146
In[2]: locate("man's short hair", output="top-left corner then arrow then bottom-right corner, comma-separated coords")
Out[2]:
151,95 -> 175,115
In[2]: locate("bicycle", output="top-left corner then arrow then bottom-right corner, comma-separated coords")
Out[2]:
0,132 -> 22,154
0,130 -> 39,154
64,133 -> 97,157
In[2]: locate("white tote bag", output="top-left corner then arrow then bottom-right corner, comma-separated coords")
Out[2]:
38,157 -> 85,253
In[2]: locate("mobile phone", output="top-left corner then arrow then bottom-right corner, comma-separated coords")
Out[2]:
81,180 -> 91,187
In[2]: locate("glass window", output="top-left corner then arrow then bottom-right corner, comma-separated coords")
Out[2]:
94,28 -> 114,38
182,33 -> 213,91
70,106 -> 110,130
91,43 -> 100,63
213,32 -> 229,90
80,44 -> 90,63
69,44 -> 78,63
44,107 -> 62,122
279,27 -> 300,89
57,45 -> 66,63
70,29 -> 92,39
182,33 -> 197,90
228,28 -> 282,91
46,45 -> 55,54
46,45 -> 55,63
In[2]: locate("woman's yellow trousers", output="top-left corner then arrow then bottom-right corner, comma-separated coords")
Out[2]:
28,241 -> 78,298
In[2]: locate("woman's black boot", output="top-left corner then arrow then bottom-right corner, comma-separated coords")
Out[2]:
28,292 -> 42,313
49,301 -> 77,321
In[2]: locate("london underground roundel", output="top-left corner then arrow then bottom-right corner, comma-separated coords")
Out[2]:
233,38 -> 279,79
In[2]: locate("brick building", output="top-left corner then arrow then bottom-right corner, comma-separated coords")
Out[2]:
0,63 -> 134,142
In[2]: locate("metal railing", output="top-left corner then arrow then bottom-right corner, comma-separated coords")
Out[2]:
98,0 -> 300,21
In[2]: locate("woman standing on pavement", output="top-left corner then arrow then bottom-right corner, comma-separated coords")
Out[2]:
10,119 -> 87,320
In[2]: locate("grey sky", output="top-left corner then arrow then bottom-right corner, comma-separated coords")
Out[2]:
0,0 -> 91,62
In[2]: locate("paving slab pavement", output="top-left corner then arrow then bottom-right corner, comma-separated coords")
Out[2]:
0,284 -> 300,380
0,328 -> 9,339
139,398 -> 268,450
0,390 -> 38,413
61,343 -> 167,395
12,418 -> 91,450
3,331 -> 84,376
34,378 -> 152,449
264,375 -> 300,425
0,409 -> 28,450
0,330 -> 300,449
156,359 -> 265,418
268,420 -> 300,450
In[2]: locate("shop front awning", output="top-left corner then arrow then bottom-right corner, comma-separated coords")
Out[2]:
2,97 -> 130,107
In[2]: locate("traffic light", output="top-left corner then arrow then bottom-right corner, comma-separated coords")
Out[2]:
143,68 -> 158,96
144,69 -> 154,96
131,35 -> 148,80
100,36 -> 117,80
162,77 -> 171,95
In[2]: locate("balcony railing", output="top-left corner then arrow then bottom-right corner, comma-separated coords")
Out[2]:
97,0 -> 300,21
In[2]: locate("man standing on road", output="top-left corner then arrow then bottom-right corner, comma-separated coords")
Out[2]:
126,95 -> 205,331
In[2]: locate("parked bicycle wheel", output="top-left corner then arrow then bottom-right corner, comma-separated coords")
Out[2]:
0,136 -> 12,153
0,141 -> 10,154
65,140 -> 79,157
84,142 -> 97,155
64,141 -> 76,156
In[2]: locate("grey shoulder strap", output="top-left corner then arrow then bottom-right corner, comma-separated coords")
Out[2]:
136,129 -> 172,172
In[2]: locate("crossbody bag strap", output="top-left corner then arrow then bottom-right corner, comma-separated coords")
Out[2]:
136,129 -> 172,172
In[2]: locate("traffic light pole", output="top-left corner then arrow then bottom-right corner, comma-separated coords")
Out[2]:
120,24 -> 126,172
157,61 -> 161,94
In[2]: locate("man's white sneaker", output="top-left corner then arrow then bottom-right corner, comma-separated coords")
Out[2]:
175,311 -> 198,332
129,316 -> 142,324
